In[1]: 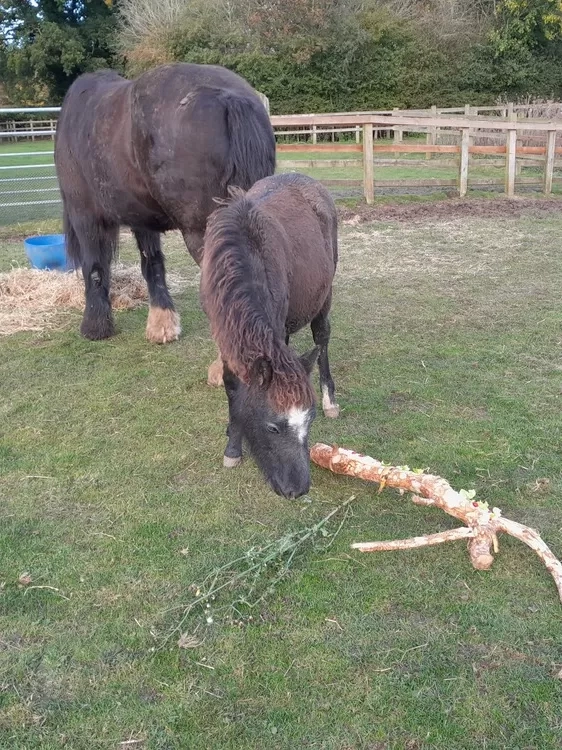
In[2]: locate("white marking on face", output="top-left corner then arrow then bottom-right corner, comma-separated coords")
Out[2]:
287,407 -> 310,444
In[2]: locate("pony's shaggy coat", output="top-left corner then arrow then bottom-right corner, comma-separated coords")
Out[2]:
201,174 -> 337,413
55,63 -> 275,341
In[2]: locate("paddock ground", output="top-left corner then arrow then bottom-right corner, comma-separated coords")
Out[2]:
2,139 -> 560,226
1,201 -> 561,749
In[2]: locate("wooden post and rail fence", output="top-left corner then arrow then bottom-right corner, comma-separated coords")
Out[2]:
2,104 -> 562,209
271,111 -> 562,204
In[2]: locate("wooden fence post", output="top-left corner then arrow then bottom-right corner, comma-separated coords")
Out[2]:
512,106 -> 523,176
544,129 -> 556,195
393,108 -> 403,143
426,104 -> 437,160
312,125 -> 317,145
363,123 -> 374,204
505,114 -> 517,198
459,128 -> 470,198
464,104 -> 474,170
506,102 -> 521,177
356,125 -> 361,144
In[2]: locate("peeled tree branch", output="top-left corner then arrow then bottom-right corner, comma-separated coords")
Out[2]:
310,443 -> 562,605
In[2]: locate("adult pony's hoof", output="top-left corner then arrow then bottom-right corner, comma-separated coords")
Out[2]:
207,357 -> 224,387
223,454 -> 242,468
80,313 -> 115,340
146,307 -> 181,344
322,387 -> 340,418
323,404 -> 340,419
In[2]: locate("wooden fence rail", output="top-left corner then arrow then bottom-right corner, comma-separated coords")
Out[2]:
2,104 -> 562,204
0,119 -> 56,141
271,111 -> 562,202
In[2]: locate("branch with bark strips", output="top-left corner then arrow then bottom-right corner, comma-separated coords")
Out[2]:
310,443 -> 562,605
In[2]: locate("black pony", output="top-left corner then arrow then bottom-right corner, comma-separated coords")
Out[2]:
55,63 -> 275,367
200,173 -> 339,499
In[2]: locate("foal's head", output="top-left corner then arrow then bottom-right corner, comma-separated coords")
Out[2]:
224,347 -> 319,499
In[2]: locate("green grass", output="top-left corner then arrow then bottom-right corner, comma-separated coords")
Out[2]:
276,152 -> 554,185
1,209 -> 561,749
2,135 -> 560,229
0,140 -> 55,154
0,140 -> 59,226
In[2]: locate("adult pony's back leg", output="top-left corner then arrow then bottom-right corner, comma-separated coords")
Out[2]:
66,210 -> 117,340
207,345 -> 225,387
181,226 -> 224,385
134,229 -> 181,344
311,296 -> 339,419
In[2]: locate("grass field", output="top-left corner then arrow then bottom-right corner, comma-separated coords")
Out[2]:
0,141 -> 59,226
2,137 -> 558,228
1,205 -> 561,749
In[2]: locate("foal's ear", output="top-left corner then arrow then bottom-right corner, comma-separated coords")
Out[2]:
252,357 -> 273,390
299,346 -> 320,375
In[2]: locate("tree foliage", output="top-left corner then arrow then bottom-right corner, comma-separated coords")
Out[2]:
0,0 -> 118,103
116,0 -> 562,112
2,0 -> 562,109
491,0 -> 562,52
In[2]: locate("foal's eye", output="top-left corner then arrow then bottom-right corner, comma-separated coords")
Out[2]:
266,423 -> 280,434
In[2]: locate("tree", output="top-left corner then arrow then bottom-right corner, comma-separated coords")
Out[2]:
491,0 -> 562,52
116,0 -> 562,112
0,0 -> 119,104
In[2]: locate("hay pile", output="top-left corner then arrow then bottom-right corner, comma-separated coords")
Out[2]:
0,264 -> 189,336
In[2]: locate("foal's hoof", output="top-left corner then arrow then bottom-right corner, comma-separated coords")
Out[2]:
223,455 -> 242,468
80,314 -> 115,340
146,307 -> 181,344
323,403 -> 340,419
207,358 -> 224,387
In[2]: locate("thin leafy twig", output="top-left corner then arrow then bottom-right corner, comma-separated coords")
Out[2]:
159,496 -> 355,648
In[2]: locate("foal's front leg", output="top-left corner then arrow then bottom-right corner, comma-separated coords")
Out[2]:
134,229 -> 181,344
223,420 -> 243,468
223,366 -> 243,467
311,308 -> 340,419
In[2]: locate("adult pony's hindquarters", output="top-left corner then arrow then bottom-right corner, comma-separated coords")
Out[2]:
55,63 -> 275,346
200,173 -> 339,499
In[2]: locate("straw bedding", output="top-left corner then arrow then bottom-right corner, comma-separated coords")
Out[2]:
0,264 -> 189,336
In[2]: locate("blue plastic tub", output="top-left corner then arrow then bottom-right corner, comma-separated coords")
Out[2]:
24,234 -> 76,272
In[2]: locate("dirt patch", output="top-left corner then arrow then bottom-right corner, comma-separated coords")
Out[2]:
338,196 -> 562,225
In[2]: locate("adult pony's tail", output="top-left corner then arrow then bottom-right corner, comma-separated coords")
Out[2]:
219,90 -> 276,190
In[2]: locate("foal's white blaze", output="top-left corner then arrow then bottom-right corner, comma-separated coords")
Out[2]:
287,407 -> 310,444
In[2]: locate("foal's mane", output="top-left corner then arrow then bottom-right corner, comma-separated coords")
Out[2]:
202,196 -> 315,412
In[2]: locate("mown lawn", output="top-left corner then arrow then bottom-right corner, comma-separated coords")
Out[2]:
0,140 -> 59,226
1,208 -> 561,749
3,136 -> 559,228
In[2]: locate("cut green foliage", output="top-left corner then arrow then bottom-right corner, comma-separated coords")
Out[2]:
165,496 -> 355,646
